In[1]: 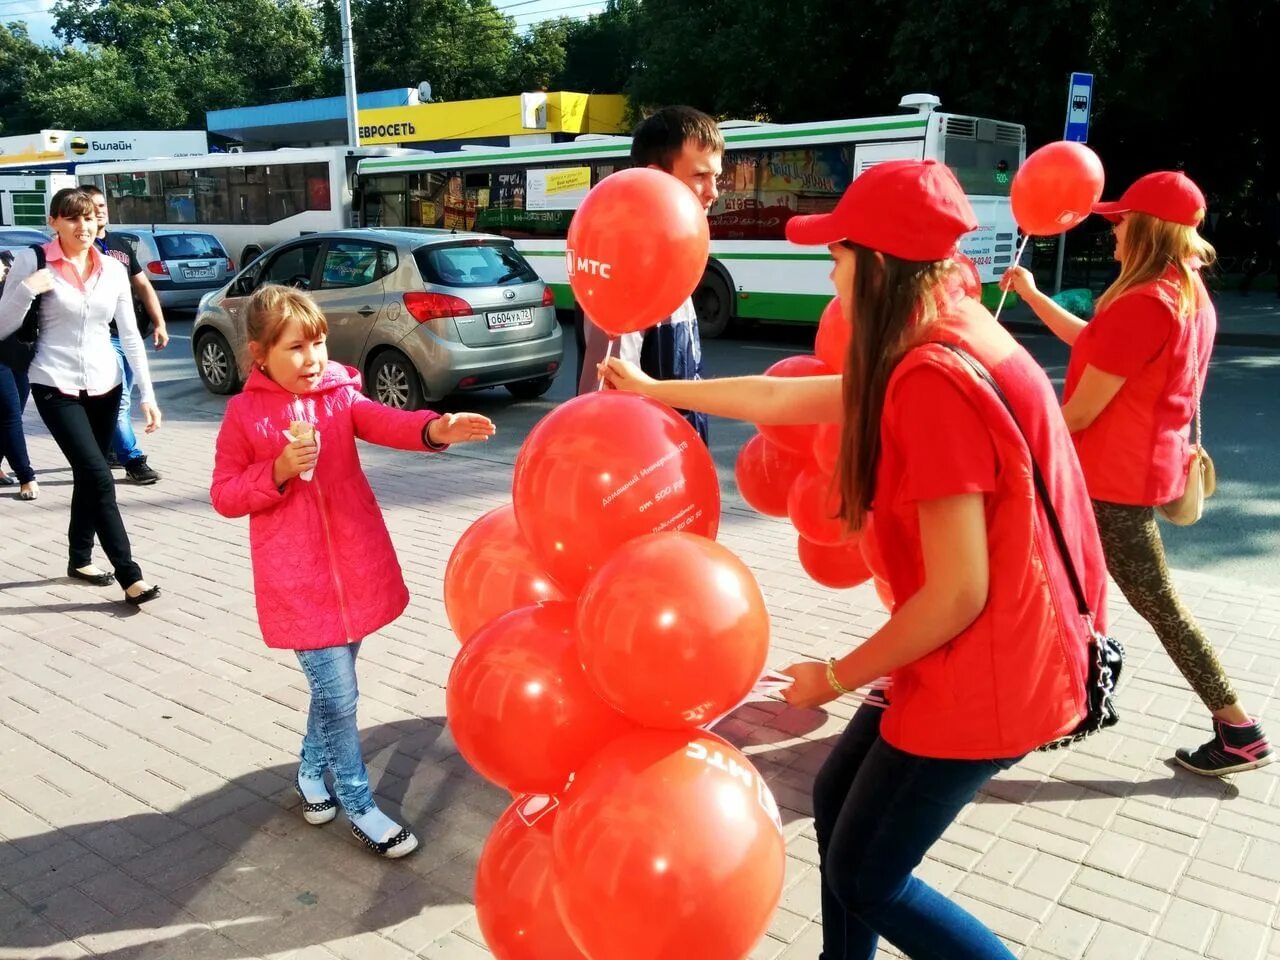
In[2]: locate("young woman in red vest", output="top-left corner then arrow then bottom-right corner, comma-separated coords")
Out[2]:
601,159 -> 1106,960
1004,172 -> 1272,776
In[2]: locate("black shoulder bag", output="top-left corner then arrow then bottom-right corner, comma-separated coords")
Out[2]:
0,244 -> 48,372
935,342 -> 1125,751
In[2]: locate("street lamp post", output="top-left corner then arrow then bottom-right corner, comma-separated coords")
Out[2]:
339,0 -> 360,148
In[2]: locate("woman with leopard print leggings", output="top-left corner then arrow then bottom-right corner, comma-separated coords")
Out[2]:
1004,171 -> 1271,776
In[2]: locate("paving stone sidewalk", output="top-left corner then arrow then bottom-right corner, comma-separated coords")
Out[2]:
2,410 -> 1279,960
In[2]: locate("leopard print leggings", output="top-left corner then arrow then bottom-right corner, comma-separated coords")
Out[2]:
1092,500 -> 1238,711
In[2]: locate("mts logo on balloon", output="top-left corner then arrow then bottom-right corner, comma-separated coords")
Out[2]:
565,248 -> 612,280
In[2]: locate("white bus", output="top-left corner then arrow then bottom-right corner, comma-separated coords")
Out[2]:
75,146 -> 418,269
354,95 -> 1026,336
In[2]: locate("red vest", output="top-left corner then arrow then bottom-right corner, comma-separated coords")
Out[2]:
872,300 -> 1106,759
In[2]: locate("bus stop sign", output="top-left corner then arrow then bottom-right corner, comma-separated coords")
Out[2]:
1064,72 -> 1094,142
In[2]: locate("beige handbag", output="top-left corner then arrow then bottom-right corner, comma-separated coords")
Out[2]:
1158,318 -> 1216,526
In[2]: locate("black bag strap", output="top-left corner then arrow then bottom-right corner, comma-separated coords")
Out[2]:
931,341 -> 1092,619
18,244 -> 46,343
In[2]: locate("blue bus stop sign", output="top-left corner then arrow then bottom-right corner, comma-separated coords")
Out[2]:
1064,72 -> 1094,142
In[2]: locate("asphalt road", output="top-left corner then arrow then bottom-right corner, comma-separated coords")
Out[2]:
149,315 -> 1280,588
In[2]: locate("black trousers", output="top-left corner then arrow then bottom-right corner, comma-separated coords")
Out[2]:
31,384 -> 142,586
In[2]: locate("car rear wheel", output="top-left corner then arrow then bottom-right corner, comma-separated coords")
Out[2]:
505,376 -> 555,400
195,330 -> 241,395
368,350 -> 426,411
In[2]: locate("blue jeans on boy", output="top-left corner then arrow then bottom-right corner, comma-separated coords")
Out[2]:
0,361 -> 36,484
814,703 -> 1022,960
295,642 -> 375,817
110,336 -> 144,464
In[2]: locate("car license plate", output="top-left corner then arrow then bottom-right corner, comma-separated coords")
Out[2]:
185,267 -> 216,280
486,308 -> 533,329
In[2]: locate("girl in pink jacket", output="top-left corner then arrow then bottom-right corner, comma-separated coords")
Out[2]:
211,285 -> 494,858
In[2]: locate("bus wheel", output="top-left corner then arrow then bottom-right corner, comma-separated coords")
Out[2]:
368,350 -> 426,411
693,269 -> 733,339
195,330 -> 242,395
240,245 -> 264,268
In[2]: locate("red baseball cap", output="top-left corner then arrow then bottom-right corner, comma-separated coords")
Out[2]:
1092,171 -> 1206,226
785,159 -> 978,261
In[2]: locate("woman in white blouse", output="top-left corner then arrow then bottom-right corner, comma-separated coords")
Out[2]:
0,188 -> 162,604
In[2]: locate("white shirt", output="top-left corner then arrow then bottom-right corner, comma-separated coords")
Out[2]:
0,242 -> 155,404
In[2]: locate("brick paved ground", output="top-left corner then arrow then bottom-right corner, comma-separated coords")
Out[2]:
2,402 -> 1279,960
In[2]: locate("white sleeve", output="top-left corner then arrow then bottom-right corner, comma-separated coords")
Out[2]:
0,249 -> 39,340
113,269 -> 155,405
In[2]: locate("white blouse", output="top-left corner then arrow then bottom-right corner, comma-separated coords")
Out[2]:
0,243 -> 155,405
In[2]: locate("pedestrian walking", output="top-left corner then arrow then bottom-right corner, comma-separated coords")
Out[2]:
210,284 -> 494,858
601,159 -> 1107,959
0,252 -> 39,500
576,105 -> 722,444
85,186 -> 167,484
1003,171 -> 1272,775
0,188 -> 161,602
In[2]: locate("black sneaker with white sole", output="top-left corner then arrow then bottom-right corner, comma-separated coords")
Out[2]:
124,456 -> 160,485
1175,719 -> 1273,776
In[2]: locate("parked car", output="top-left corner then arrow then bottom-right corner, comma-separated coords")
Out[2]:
0,227 -> 51,253
192,228 -> 564,410
107,229 -> 233,310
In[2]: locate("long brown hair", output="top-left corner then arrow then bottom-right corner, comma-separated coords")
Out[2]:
1095,212 -> 1216,318
836,244 -> 954,530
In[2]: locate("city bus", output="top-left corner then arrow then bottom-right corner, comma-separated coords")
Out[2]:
75,146 -> 416,269
353,95 -> 1026,336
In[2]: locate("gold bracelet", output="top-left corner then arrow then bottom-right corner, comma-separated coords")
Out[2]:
826,658 -> 852,696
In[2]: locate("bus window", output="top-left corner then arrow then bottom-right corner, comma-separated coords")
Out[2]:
940,117 -> 1023,197
708,145 -> 852,240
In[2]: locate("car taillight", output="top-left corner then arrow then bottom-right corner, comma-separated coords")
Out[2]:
225,258 -> 235,272
146,260 -> 169,276
403,291 -> 473,322
541,286 -> 555,307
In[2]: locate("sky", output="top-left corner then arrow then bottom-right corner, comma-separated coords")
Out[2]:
0,0 -> 607,46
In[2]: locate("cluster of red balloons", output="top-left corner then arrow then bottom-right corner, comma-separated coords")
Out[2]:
733,299 -> 894,604
444,389 -> 786,960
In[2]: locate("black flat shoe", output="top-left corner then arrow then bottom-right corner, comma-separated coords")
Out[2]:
123,584 -> 161,606
69,566 -> 116,587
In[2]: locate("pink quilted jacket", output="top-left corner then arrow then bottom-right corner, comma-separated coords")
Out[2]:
211,362 -> 442,650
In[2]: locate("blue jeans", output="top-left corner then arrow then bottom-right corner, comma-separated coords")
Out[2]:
295,642 -> 374,817
814,704 -> 1021,960
0,361 -> 35,484
110,337 -> 144,463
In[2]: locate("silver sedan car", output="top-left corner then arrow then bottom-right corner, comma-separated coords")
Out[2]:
191,228 -> 564,409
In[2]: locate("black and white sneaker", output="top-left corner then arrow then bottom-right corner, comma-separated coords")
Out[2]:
294,780 -> 338,825
351,823 -> 418,859
1175,719 -> 1273,776
124,456 -> 160,485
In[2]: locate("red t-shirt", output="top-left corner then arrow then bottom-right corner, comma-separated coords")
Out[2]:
1064,269 -> 1215,505
871,296 -> 1106,760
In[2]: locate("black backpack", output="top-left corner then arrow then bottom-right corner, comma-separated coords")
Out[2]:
0,245 -> 47,371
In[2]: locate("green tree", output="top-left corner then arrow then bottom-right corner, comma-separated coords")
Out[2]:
47,0 -> 326,127
0,22 -> 55,134
508,17 -> 571,92
560,0 -> 640,94
319,0 -> 518,101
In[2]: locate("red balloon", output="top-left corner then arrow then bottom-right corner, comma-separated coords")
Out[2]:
814,296 -> 851,373
735,433 -> 808,518
787,467 -> 848,546
552,729 -> 785,960
1011,141 -> 1105,236
446,602 -> 634,794
576,533 -> 770,729
567,167 -> 711,337
444,504 -> 569,644
813,421 -> 842,475
513,392 -> 720,592
797,534 -> 871,589
757,354 -> 834,455
476,798 -> 588,960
